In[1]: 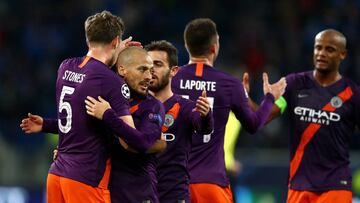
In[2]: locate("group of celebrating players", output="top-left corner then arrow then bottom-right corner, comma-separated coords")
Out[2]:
20,10 -> 360,203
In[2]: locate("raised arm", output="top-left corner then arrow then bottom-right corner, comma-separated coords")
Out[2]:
231,73 -> 286,134
242,72 -> 286,123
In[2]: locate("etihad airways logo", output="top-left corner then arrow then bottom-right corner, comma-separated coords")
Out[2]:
294,106 -> 341,125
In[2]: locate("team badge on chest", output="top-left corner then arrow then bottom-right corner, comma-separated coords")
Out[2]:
164,114 -> 174,127
330,96 -> 343,108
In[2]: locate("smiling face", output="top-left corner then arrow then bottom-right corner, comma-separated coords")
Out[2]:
313,30 -> 347,74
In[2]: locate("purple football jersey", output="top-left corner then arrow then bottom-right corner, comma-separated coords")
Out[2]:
156,94 -> 213,203
49,56 -> 130,187
283,71 -> 360,191
172,63 -> 274,186
110,94 -> 165,203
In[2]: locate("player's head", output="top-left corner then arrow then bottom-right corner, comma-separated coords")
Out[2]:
313,29 -> 347,74
116,47 -> 153,97
85,10 -> 125,66
145,40 -> 178,93
184,18 -> 219,61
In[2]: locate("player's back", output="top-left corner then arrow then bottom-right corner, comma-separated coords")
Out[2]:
49,56 -> 130,187
172,63 -> 246,186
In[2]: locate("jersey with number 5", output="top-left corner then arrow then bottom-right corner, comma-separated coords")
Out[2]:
172,63 -> 274,186
49,56 -> 131,187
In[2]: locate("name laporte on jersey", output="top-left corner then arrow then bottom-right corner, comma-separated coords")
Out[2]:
179,79 -> 216,92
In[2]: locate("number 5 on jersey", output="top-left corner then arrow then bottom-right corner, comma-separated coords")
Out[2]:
59,86 -> 75,133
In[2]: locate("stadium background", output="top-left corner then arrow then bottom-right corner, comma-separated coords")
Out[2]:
0,0 -> 360,202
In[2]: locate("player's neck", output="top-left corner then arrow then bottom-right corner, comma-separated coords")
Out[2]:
189,56 -> 213,66
87,48 -> 112,66
152,84 -> 173,103
313,70 -> 342,87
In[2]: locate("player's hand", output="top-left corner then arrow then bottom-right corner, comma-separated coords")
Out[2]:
85,96 -> 111,120
242,72 -> 250,94
195,90 -> 210,117
20,113 -> 43,134
119,36 -> 142,52
262,72 -> 286,100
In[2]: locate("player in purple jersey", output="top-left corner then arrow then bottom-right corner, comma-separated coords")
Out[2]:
85,47 -> 166,203
19,11 -> 159,203
171,18 -> 287,203
247,29 -> 360,203
21,47 -> 167,203
144,40 -> 213,203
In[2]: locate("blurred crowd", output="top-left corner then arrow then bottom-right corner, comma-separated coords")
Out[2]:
0,0 -> 359,188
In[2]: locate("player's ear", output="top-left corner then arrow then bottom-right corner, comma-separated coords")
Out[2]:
184,43 -> 190,54
170,66 -> 179,77
117,65 -> 126,77
340,49 -> 347,60
210,44 -> 216,54
111,36 -> 120,49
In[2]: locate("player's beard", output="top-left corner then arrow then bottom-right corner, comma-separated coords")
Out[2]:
315,62 -> 337,75
128,84 -> 147,99
149,70 -> 170,92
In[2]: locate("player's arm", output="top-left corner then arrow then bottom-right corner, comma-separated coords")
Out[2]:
242,72 -> 285,123
123,102 -> 166,153
85,96 -> 163,153
231,73 -> 286,134
189,90 -> 214,134
120,105 -> 167,154
145,135 -> 167,153
20,113 -> 58,134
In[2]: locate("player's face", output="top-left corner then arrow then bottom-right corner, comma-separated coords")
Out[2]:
313,34 -> 346,74
123,55 -> 153,96
148,51 -> 171,92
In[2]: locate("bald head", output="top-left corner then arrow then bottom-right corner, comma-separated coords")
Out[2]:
115,46 -> 153,97
117,46 -> 149,68
315,29 -> 347,50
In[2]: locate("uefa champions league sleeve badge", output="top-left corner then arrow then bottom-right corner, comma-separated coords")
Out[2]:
121,84 -> 130,100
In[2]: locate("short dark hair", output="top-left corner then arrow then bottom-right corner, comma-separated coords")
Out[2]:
184,18 -> 218,57
85,10 -> 125,44
144,40 -> 178,67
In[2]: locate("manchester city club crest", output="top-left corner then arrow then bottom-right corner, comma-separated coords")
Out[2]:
163,114 -> 174,128
330,96 -> 343,108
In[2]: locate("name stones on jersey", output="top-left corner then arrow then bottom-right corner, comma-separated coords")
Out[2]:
62,70 -> 86,83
